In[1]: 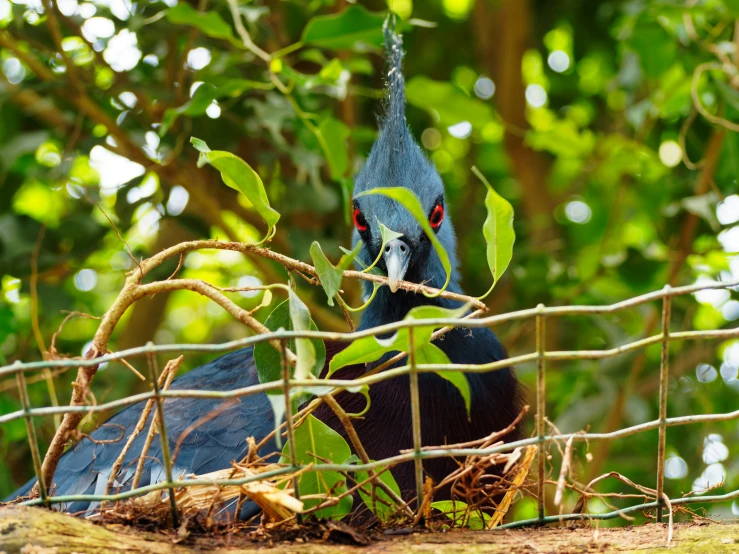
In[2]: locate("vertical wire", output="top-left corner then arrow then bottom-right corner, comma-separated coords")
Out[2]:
656,289 -> 672,523
15,362 -> 48,503
535,305 -> 546,523
280,339 -> 302,524
408,327 -> 424,514
146,348 -> 179,528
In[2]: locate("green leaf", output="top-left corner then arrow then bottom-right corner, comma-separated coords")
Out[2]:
161,84 -> 218,135
310,242 -> 342,306
431,500 -> 491,529
626,22 -> 676,79
329,308 -> 471,413
288,290 -> 315,381
406,77 -> 496,130
302,5 -> 387,50
355,465 -> 401,521
161,81 -> 274,135
310,241 -> 360,306
167,3 -> 234,41
357,187 -> 451,295
525,120 -> 596,158
254,299 -> 326,392
190,137 -> 210,153
317,117 -> 351,180
724,0 -> 739,16
280,415 -> 353,519
328,304 -> 467,374
337,241 -> 362,271
362,223 -> 404,273
191,137 -> 280,243
472,167 -> 515,299
319,58 -> 344,82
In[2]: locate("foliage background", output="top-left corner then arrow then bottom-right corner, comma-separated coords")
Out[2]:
0,0 -> 738,524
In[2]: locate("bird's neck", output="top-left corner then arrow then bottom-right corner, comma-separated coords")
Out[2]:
357,280 -> 464,331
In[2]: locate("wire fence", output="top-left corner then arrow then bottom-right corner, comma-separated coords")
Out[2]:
2,278 -> 739,530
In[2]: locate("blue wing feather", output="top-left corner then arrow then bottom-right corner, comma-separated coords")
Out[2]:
6,347 -> 277,520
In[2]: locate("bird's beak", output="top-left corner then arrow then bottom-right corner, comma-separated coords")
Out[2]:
383,238 -> 411,293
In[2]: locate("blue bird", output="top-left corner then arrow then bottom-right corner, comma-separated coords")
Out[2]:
7,20 -> 523,519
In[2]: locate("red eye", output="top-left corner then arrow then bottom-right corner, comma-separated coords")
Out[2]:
353,207 -> 368,231
429,204 -> 444,229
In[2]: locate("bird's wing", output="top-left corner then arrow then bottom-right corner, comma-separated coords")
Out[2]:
10,347 -> 277,519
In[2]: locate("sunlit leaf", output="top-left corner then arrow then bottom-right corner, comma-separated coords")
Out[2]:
310,241 -> 360,306
253,299 -> 325,392
288,290 -> 315,381
167,3 -> 234,41
280,415 -> 353,519
302,5 -> 387,50
525,120 -> 596,158
362,223 -> 403,273
326,305 -> 471,410
161,84 -> 218,135
191,137 -> 280,243
626,22 -> 676,79
328,304 -> 467,372
406,76 -> 496,130
357,187 -> 451,295
472,167 -> 515,299
190,136 -> 210,153
317,117 -> 351,180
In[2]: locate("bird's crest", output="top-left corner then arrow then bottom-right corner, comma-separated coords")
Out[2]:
383,16 -> 406,137
352,16 -> 444,201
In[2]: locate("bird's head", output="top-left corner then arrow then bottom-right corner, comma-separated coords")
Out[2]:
351,20 -> 459,297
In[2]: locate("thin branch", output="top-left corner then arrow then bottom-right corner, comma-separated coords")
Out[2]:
226,0 -> 271,63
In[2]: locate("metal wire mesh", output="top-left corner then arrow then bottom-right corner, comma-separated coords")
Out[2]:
3,278 -> 739,529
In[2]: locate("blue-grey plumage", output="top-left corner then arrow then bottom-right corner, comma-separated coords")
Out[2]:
10,349 -> 275,520
6,18 -> 524,519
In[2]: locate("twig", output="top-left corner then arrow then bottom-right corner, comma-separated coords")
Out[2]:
663,493 -> 674,548
691,62 -> 739,132
404,407 -> 529,454
130,360 -> 179,491
49,311 -> 101,356
226,0 -> 271,63
335,295 -> 356,332
166,253 -> 185,281
103,357 -> 182,501
554,436 -> 574,508
114,355 -> 146,381
84,193 -> 140,273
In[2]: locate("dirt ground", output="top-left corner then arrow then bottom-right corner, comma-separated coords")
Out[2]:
1,506 -> 738,554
